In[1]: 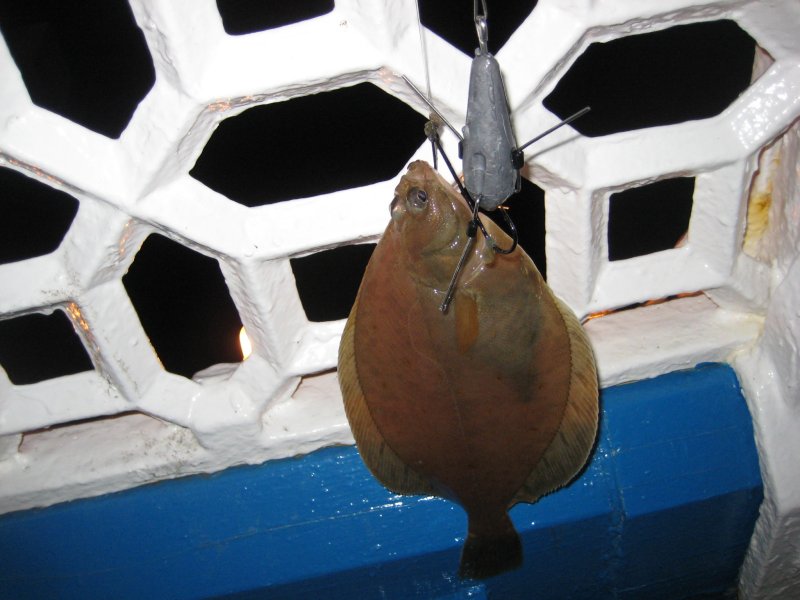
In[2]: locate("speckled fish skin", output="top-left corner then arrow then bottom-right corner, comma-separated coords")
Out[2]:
338,161 -> 598,579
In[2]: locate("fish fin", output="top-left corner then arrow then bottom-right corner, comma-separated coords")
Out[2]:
459,512 -> 522,579
514,293 -> 599,503
455,293 -> 480,353
338,295 -> 437,496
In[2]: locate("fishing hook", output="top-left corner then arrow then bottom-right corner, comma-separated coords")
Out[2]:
405,0 -> 588,312
433,129 -> 518,314
431,130 -> 516,252
440,200 -> 480,313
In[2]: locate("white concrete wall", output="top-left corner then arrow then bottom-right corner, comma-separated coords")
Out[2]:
0,1 -> 798,596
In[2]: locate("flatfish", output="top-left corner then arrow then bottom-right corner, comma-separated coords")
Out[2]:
338,161 -> 598,579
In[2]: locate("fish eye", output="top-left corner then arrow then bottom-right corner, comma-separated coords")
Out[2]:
407,187 -> 428,210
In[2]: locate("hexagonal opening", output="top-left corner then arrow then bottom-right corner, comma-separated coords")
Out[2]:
608,177 -> 694,261
290,244 -> 375,322
418,0 -> 538,56
216,0 -> 334,35
0,310 -> 94,385
544,20 -> 756,137
0,167 -> 79,264
485,177 -> 547,278
0,0 -> 155,138
122,234 -> 244,378
190,83 -> 427,206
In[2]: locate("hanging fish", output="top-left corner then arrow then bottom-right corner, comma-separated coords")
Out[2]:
338,161 -> 598,579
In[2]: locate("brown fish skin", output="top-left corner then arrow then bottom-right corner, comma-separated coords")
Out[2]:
338,161 -> 598,579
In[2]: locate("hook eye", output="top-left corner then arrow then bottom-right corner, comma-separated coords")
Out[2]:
407,187 -> 428,211
474,0 -> 488,53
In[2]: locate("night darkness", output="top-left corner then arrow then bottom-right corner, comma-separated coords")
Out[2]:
0,1 -> 755,385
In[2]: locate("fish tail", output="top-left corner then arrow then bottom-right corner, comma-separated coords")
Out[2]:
459,512 -> 522,579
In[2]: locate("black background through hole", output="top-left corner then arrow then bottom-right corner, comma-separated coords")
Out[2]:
608,177 -> 695,261
216,0 -> 334,35
291,244 -> 376,322
122,235 -> 244,378
0,167 -> 79,264
544,20 -> 756,137
0,311 -> 94,385
191,83 -> 427,206
418,0 -> 539,56
0,0 -> 155,139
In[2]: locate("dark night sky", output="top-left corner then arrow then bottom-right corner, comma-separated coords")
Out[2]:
0,1 -> 755,384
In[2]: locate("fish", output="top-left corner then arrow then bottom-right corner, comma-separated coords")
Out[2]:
338,160 -> 598,579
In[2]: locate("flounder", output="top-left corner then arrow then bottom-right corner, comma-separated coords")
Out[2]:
338,161 -> 598,579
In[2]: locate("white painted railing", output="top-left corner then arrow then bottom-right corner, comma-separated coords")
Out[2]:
1,1 -> 799,597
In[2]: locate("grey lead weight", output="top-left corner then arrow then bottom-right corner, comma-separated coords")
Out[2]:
461,48 -> 521,211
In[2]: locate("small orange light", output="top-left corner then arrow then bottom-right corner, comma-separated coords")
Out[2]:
239,326 -> 252,360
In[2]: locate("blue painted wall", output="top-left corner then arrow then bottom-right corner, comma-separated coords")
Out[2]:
0,364 -> 762,599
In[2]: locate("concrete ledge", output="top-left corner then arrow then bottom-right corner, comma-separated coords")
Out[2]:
0,364 -> 762,599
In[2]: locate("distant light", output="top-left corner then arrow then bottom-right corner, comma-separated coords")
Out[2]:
239,327 -> 252,360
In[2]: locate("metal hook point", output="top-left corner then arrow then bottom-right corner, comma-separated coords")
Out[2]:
441,200 -> 481,314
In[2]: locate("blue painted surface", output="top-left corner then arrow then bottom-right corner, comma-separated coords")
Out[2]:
0,363 -> 762,599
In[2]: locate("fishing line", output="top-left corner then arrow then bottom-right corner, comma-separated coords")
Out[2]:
413,0 -> 431,103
